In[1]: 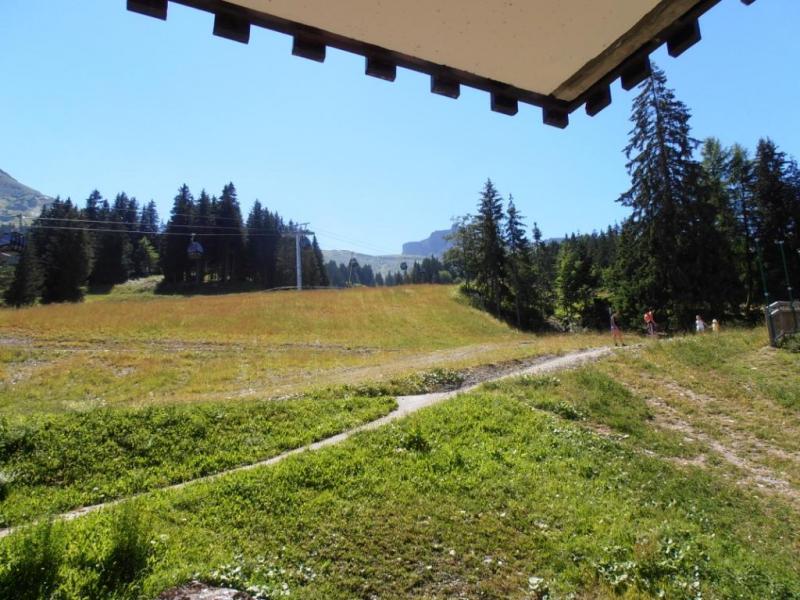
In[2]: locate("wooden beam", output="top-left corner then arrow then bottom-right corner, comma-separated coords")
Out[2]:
431,75 -> 460,99
667,19 -> 701,57
127,0 -> 167,20
585,85 -> 612,117
292,37 -> 326,62
213,13 -> 250,44
620,57 -> 652,90
490,93 -> 518,116
543,108 -> 569,129
365,57 -> 396,82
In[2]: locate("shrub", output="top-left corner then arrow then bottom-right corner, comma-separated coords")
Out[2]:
400,426 -> 431,453
0,469 -> 15,501
777,333 -> 800,353
0,520 -> 65,600
98,505 -> 152,592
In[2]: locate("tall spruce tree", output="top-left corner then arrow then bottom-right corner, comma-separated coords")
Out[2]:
751,139 -> 799,296
611,64 -> 735,327
311,236 -> 329,286
245,200 -> 266,284
4,235 -> 42,306
474,179 -> 506,314
504,197 -> 532,327
37,198 -> 91,303
443,215 -> 479,286
215,183 -> 246,282
161,185 -> 195,283
556,238 -> 597,328
728,145 -> 758,309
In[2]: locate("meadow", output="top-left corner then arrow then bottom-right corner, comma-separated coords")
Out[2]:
0,283 -> 607,415
1,284 -> 799,599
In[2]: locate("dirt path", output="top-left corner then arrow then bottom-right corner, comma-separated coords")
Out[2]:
628,378 -> 800,504
0,346 -> 611,540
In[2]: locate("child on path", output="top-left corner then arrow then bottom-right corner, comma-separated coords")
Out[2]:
695,315 -> 706,333
711,318 -> 720,333
610,311 -> 624,346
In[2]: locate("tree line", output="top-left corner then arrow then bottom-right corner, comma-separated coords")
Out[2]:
324,255 -> 454,288
445,65 -> 800,331
5,65 -> 798,325
4,182 -> 329,305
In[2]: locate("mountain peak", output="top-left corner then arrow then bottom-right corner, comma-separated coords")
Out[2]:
0,168 -> 51,219
401,224 -> 457,257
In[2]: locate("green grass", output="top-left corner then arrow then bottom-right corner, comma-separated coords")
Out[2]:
485,369 -> 702,459
0,393 -> 395,527
2,386 -> 797,599
0,285 -> 609,415
2,290 -> 797,598
594,330 -> 800,487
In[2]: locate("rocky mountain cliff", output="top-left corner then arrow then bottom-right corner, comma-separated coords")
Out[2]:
401,224 -> 457,257
0,168 -> 51,221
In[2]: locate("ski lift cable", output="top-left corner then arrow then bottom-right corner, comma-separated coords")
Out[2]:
26,224 -> 287,237
313,228 -> 396,256
25,215 -> 315,236
23,219 -> 397,255
23,215 -> 265,233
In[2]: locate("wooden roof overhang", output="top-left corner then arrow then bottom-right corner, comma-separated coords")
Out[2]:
127,0 -> 756,128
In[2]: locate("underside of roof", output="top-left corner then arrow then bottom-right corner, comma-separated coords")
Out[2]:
127,0 -> 756,128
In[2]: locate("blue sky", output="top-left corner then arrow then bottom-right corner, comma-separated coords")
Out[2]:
1,0 -> 798,254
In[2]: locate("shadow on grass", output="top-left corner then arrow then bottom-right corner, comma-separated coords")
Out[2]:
154,279 -> 269,297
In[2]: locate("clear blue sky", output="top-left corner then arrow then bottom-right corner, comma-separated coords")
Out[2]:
1,0 -> 798,255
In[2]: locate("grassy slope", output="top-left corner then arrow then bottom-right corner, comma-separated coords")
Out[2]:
1,331 -> 798,599
0,284 -> 603,526
0,285 -> 608,414
0,394 -> 395,528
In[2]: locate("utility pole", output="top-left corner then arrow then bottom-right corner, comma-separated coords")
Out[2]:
293,224 -> 313,291
776,240 -> 797,331
754,238 -> 776,345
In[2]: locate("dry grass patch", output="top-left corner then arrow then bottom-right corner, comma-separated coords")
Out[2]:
1,286 -> 608,415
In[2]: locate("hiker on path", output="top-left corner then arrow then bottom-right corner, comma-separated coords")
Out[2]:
696,315 -> 706,333
610,311 -> 624,346
644,309 -> 657,337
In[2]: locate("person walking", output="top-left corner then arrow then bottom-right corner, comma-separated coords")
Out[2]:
696,315 -> 707,333
610,311 -> 624,346
644,308 -> 657,337
711,318 -> 720,333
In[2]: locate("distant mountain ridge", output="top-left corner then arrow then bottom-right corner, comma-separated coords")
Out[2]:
402,224 -> 457,257
0,168 -> 51,221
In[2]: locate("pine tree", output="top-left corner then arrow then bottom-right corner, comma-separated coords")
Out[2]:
443,215 -> 479,286
215,183 -> 246,282
90,192 -> 132,284
556,239 -> 596,328
4,235 -> 42,306
139,200 -> 160,248
612,64 -> 735,327
161,185 -> 195,283
131,237 -> 159,277
37,198 -> 91,303
311,237 -> 328,287
728,144 -> 758,309
474,179 -> 506,314
504,196 -> 532,327
245,200 -> 265,284
751,139 -> 799,296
